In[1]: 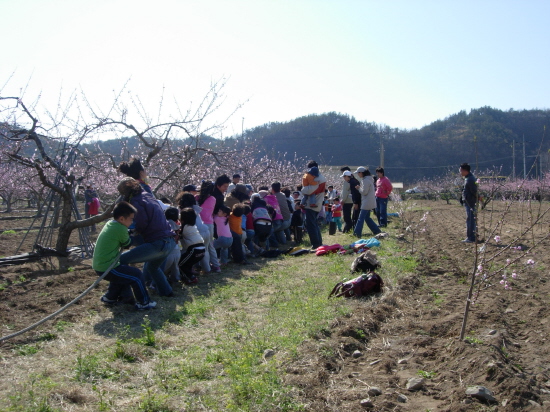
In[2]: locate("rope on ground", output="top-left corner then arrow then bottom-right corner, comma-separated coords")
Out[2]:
0,252 -> 122,344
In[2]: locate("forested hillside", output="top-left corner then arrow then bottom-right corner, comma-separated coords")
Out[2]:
78,107 -> 550,184
241,107 -> 550,182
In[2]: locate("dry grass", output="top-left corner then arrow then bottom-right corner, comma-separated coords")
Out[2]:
0,227 -> 416,411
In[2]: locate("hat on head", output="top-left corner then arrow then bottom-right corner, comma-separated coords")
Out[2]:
183,184 -> 198,192
258,190 -> 269,199
355,166 -> 368,174
235,183 -> 248,194
340,170 -> 352,177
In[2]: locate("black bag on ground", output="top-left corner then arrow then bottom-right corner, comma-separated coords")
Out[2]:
350,250 -> 381,273
329,221 -> 336,235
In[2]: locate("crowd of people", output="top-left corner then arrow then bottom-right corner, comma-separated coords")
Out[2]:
91,158 -> 393,311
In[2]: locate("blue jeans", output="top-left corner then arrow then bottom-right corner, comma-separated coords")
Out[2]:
245,229 -> 256,253
376,197 -> 388,227
305,208 -> 322,248
269,220 -> 284,247
205,223 -> 220,268
213,236 -> 233,264
279,219 -> 291,244
120,236 -> 175,296
354,209 -> 381,238
465,204 -> 477,241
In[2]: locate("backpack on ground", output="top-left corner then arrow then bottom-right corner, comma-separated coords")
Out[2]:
328,273 -> 384,298
350,250 -> 381,273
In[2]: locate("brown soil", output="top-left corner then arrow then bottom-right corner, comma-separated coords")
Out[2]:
1,201 -> 550,411
285,201 -> 550,411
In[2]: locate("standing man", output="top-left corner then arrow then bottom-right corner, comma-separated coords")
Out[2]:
460,163 -> 477,243
226,174 -> 241,195
375,167 -> 393,228
340,167 -> 361,233
353,166 -> 381,238
301,160 -> 326,249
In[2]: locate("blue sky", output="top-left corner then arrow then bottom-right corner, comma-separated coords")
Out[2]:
1,0 -> 549,138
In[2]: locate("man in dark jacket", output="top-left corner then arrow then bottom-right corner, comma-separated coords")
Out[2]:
340,167 -> 361,232
460,163 -> 477,243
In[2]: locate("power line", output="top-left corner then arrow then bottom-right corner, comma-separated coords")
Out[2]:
384,156 -> 513,170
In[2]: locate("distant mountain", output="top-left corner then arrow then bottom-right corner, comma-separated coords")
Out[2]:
238,108 -> 550,182
5,107 -> 548,184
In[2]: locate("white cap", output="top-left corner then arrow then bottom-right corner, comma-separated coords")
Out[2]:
340,171 -> 352,177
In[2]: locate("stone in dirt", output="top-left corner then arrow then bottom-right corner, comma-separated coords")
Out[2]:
352,350 -> 363,358
465,386 -> 496,403
360,398 -> 374,408
397,358 -> 408,364
406,377 -> 425,391
367,387 -> 382,396
397,394 -> 408,403
263,349 -> 275,359
528,400 -> 542,408
488,329 -> 497,335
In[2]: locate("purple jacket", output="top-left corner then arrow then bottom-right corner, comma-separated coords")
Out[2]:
130,192 -> 174,243
264,194 -> 283,220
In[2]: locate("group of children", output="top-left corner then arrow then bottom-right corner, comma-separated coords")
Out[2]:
92,166 -> 353,312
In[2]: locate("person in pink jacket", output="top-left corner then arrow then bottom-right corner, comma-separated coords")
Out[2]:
375,167 -> 393,228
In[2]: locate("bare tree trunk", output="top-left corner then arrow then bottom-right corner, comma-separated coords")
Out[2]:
55,194 -> 74,253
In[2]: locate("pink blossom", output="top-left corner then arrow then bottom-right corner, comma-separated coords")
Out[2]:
526,259 -> 535,265
506,259 -> 511,265
512,273 -> 517,279
477,265 -> 483,272
494,235 -> 501,243
500,280 -> 505,284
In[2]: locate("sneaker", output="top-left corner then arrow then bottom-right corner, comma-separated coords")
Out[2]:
461,239 -> 474,243
211,266 -> 221,273
101,295 -> 118,304
135,301 -> 157,310
182,275 -> 199,284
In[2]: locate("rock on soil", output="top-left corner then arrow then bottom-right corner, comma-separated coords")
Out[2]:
367,387 -> 382,396
360,398 -> 374,408
406,377 -> 425,391
465,385 -> 496,403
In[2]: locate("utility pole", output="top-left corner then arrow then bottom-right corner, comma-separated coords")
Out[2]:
474,135 -> 478,171
523,134 -> 527,179
512,140 -> 516,179
379,133 -> 385,168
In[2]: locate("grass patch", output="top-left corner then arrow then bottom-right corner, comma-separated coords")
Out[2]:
1,226 -> 418,411
417,370 -> 437,379
464,336 -> 484,345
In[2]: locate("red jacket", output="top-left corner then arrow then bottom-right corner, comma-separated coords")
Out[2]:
375,176 -> 393,199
